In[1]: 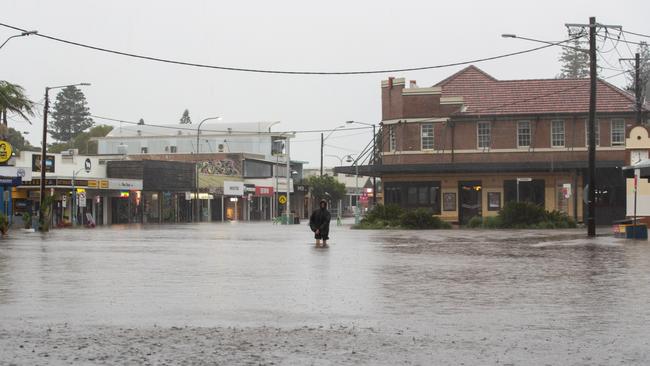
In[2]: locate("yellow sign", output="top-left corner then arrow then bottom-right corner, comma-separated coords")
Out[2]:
278,195 -> 287,205
88,180 -> 98,188
99,180 -> 109,189
0,140 -> 13,163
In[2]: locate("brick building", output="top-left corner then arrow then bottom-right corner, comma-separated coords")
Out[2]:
337,65 -> 648,224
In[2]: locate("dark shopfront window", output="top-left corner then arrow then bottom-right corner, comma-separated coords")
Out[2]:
504,179 -> 545,207
384,181 -> 441,213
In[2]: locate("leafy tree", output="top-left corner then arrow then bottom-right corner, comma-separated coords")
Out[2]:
306,175 -> 346,203
49,124 -> 113,154
0,80 -> 34,127
138,118 -> 145,125
625,41 -> 650,106
557,36 -> 589,79
49,85 -> 93,142
180,109 -> 192,124
5,127 -> 37,152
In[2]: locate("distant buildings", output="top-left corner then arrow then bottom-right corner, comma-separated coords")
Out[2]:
337,65 -> 648,225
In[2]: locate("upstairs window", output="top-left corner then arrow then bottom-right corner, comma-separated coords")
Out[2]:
551,120 -> 565,147
477,121 -> 490,149
517,121 -> 531,147
611,119 -> 625,146
389,126 -> 396,151
585,119 -> 600,147
421,123 -> 434,150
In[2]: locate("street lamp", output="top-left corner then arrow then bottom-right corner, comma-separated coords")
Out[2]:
501,34 -> 587,52
346,120 -> 377,205
195,116 -> 221,222
0,30 -> 37,50
39,82 -> 90,231
325,154 -> 346,166
320,125 -> 345,177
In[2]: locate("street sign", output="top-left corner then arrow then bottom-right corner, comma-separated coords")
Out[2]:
78,191 -> 87,207
62,194 -> 67,208
278,194 -> 287,205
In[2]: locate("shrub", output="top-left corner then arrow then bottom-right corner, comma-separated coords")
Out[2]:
482,215 -> 503,229
466,216 -> 483,228
22,212 -> 32,229
498,201 -> 546,228
364,204 -> 404,223
399,208 -> 451,229
544,210 -> 577,228
0,213 -> 8,235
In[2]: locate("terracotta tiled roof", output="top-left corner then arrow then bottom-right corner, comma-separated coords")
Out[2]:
436,65 -> 643,116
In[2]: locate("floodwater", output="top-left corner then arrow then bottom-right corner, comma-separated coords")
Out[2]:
1,222 -> 649,364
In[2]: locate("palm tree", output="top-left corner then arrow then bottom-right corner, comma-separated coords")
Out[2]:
0,80 -> 35,126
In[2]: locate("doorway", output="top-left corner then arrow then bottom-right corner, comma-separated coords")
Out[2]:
459,181 -> 482,225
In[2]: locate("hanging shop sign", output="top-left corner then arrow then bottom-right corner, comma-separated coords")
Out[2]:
0,140 -> 12,164
255,186 -> 274,196
278,194 -> 287,205
224,181 -> 245,196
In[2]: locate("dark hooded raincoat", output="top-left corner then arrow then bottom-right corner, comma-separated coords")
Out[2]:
309,200 -> 331,240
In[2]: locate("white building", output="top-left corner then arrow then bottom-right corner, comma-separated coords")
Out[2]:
96,121 -> 286,161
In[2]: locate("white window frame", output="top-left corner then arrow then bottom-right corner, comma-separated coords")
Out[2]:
421,123 -> 434,150
517,121 -> 531,148
477,121 -> 491,149
551,120 -> 565,148
585,119 -> 600,147
611,119 -> 625,146
388,125 -> 396,151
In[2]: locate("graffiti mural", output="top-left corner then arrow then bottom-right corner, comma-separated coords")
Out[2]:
197,159 -> 241,176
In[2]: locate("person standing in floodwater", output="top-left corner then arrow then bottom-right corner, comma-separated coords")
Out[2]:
309,199 -> 331,247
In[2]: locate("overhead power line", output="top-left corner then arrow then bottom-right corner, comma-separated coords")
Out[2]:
0,21 -> 575,75
621,29 -> 650,39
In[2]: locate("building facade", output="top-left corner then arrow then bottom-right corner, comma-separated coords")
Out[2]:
337,66 -> 647,224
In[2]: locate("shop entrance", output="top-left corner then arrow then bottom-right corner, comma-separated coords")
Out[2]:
459,181 -> 482,225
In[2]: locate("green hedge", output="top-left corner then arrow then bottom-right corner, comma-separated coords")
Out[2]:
354,205 -> 451,230
465,201 -> 576,229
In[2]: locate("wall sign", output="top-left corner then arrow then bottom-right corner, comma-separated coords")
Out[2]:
108,179 -> 143,190
443,192 -> 456,211
224,181 -> 245,196
32,154 -> 56,172
487,192 -> 501,211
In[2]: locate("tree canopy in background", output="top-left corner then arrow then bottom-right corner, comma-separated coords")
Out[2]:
180,109 -> 192,124
5,127 -> 37,152
557,36 -> 589,79
49,125 -> 113,154
306,175 -> 346,203
49,85 -> 93,142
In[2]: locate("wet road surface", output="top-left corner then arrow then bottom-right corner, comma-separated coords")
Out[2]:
1,223 -> 649,364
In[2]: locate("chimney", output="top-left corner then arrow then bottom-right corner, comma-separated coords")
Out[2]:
410,80 -> 418,88
388,76 -> 394,88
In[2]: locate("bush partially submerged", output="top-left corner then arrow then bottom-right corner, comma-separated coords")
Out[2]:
400,208 -> 452,229
354,204 -> 451,230
465,201 -> 576,229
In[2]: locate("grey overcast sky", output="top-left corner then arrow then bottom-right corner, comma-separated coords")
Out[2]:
1,0 -> 648,167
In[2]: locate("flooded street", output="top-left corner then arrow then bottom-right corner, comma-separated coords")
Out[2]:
1,223 -> 650,365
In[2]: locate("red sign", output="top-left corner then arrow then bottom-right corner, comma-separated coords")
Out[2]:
255,186 -> 274,196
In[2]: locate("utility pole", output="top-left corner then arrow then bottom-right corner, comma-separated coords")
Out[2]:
587,16 -> 597,237
371,124 -> 377,206
621,53 -> 644,124
320,133 -> 324,177
38,88 -> 50,231
566,17 -> 621,237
